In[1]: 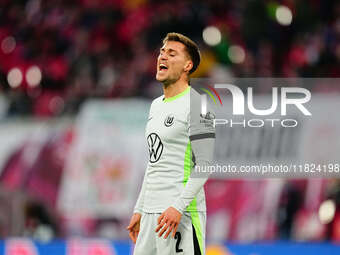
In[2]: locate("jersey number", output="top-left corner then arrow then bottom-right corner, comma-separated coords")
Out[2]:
175,232 -> 183,253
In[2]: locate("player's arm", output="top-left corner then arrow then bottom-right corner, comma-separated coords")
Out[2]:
133,168 -> 148,214
156,93 -> 215,239
173,91 -> 216,214
126,169 -> 147,243
130,100 -> 154,215
171,134 -> 214,213
155,135 -> 215,239
127,102 -> 154,243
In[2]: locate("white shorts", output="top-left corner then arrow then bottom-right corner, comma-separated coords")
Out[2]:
134,211 -> 206,255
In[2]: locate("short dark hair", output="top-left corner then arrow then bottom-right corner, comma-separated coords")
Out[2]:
163,32 -> 201,74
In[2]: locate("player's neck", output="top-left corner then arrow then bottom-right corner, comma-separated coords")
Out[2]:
163,79 -> 189,99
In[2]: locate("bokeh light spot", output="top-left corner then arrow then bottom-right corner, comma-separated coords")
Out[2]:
228,45 -> 245,64
203,26 -> 222,46
7,68 -> 23,88
26,66 -> 42,88
276,6 -> 293,26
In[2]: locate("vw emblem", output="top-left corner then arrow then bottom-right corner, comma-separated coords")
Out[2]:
164,114 -> 174,127
147,133 -> 163,163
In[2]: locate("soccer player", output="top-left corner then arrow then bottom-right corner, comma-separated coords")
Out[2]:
127,32 -> 215,255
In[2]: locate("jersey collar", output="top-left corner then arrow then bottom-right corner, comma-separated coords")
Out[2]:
163,86 -> 190,103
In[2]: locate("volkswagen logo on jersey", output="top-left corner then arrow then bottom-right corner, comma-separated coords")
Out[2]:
164,114 -> 174,127
147,133 -> 163,163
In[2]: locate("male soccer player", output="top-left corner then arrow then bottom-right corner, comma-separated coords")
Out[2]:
127,32 -> 215,255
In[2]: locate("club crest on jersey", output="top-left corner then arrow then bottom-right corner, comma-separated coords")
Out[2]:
164,114 -> 174,127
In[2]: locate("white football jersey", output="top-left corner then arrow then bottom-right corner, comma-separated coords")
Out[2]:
134,86 -> 215,213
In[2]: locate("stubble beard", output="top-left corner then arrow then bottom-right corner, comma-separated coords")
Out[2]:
157,71 -> 181,87
162,77 -> 178,87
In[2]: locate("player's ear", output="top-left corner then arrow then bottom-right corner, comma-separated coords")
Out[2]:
184,60 -> 193,73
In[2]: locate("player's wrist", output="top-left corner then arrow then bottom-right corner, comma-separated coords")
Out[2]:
170,206 -> 182,215
171,201 -> 185,215
133,208 -> 143,214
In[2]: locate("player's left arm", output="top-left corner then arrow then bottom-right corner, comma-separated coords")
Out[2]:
156,97 -> 215,239
155,136 -> 215,239
172,134 -> 214,212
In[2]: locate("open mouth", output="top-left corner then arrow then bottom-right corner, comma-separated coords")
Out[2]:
159,64 -> 168,72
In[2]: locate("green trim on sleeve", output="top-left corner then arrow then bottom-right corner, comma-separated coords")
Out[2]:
184,135 -> 203,253
184,141 -> 192,183
163,86 -> 190,102
184,141 -> 198,211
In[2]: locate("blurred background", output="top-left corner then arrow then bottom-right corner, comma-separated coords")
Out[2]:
0,0 -> 340,254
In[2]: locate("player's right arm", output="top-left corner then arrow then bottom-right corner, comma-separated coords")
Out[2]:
126,100 -> 155,243
126,168 -> 147,243
133,167 -> 148,214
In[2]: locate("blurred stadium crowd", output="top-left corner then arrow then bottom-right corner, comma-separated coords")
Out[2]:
0,0 -> 340,246
0,0 -> 339,117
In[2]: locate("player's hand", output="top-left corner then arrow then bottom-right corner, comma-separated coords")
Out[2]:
126,213 -> 141,244
155,207 -> 182,239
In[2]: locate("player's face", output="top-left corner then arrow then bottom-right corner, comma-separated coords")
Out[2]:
156,41 -> 191,85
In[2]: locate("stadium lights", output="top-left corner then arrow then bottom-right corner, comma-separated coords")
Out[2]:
1,36 -> 16,54
276,5 -> 293,26
318,199 -> 336,224
7,67 -> 23,88
228,45 -> 245,64
26,65 -> 42,88
203,26 -> 222,46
